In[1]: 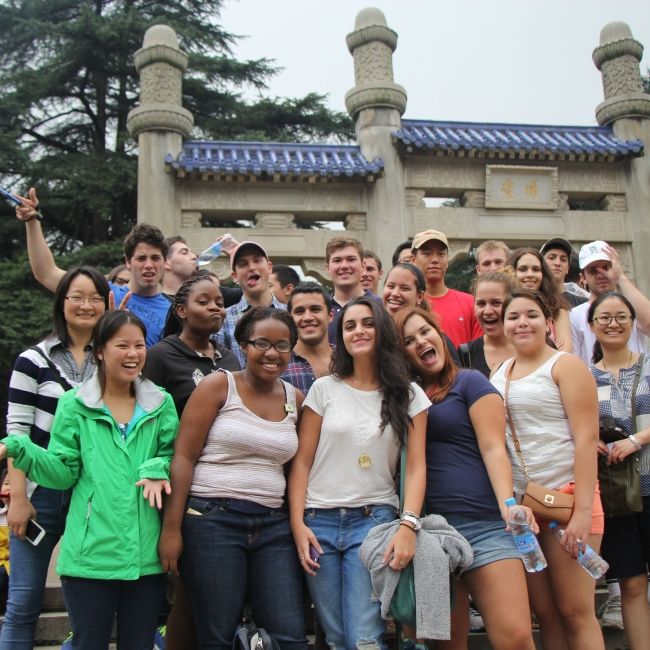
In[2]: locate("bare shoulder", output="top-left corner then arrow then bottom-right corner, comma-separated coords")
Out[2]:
552,352 -> 594,385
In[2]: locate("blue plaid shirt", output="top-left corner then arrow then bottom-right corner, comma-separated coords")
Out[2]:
281,347 -> 334,395
217,294 -> 286,367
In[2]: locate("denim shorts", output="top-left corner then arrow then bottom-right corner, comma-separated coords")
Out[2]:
443,514 -> 518,572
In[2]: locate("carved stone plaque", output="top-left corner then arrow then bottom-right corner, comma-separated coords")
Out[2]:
485,165 -> 558,210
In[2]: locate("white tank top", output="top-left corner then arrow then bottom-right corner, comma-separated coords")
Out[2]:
491,351 -> 575,496
190,370 -> 298,508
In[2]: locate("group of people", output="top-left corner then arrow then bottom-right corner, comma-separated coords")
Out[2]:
0,186 -> 648,650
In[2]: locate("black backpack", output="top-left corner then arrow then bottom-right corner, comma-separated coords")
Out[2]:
232,621 -> 279,650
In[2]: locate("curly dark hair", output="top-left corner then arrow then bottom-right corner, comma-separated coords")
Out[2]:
123,223 -> 168,260
508,247 -> 566,318
163,274 -> 223,338
234,307 -> 298,348
331,296 -> 413,444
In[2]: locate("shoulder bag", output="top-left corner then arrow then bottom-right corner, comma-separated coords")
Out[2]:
504,360 -> 574,525
598,353 -> 644,517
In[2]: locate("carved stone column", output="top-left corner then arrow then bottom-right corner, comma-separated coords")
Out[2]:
345,8 -> 408,270
127,25 -> 193,234
593,21 -> 650,294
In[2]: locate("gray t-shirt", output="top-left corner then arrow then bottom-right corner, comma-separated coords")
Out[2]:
303,376 -> 430,508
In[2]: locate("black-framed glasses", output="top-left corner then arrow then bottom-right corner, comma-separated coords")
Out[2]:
593,314 -> 632,326
65,295 -> 105,305
244,339 -> 292,353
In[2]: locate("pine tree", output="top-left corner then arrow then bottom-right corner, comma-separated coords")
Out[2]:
0,0 -> 353,255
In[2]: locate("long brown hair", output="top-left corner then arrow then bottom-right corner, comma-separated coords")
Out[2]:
394,308 -> 458,403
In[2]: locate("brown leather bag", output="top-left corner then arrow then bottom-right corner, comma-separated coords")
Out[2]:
504,360 -> 575,525
521,481 -> 574,525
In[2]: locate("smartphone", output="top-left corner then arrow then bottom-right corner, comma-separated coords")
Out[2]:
0,187 -> 21,206
25,519 -> 46,546
309,545 -> 320,564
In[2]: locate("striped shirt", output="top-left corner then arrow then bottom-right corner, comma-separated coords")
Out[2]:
6,337 -> 96,495
190,370 -> 298,508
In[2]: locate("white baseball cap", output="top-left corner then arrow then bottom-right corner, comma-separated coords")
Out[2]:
578,240 -> 610,270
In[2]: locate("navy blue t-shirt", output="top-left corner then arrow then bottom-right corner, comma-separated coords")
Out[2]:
425,369 -> 503,520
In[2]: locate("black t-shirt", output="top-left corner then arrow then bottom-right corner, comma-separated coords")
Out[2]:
144,335 -> 240,415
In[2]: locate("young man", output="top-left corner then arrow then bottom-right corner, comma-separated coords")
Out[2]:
281,282 -> 333,394
570,240 -> 650,364
540,237 -> 588,308
268,265 -> 300,305
361,250 -> 383,295
162,236 -> 198,295
475,240 -> 509,275
15,189 -> 170,347
324,236 -> 379,343
391,240 -> 413,266
412,229 -> 482,347
217,240 -> 286,367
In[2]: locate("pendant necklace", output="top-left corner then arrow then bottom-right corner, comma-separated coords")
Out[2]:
353,391 -> 379,469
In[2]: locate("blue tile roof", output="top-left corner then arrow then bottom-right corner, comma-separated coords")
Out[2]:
393,120 -> 644,158
165,141 -> 384,179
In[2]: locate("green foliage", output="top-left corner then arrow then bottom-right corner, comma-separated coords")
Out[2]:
0,240 -> 123,425
446,253 -> 476,293
0,0 -> 354,257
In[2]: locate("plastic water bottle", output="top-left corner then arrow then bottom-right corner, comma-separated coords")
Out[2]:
197,234 -> 235,267
549,521 -> 609,579
505,498 -> 547,572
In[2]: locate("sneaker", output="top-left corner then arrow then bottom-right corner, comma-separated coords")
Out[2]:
154,625 -> 166,649
599,595 -> 624,629
61,631 -> 74,649
469,604 -> 485,632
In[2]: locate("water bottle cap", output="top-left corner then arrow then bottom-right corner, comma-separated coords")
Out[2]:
549,521 -> 558,529
504,497 -> 516,506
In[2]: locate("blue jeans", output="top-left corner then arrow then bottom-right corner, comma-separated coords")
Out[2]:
304,505 -> 397,650
0,486 -> 69,650
61,573 -> 165,649
181,497 -> 306,650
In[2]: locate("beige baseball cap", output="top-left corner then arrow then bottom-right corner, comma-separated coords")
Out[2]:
411,229 -> 449,251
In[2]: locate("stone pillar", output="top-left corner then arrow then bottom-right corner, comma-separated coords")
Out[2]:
345,8 -> 408,269
593,22 -> 650,293
127,25 -> 193,235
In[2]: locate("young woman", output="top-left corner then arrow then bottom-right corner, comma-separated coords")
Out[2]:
395,307 -> 536,650
588,292 -> 650,650
491,289 -> 604,650
0,310 -> 179,649
462,271 -> 516,377
508,248 -> 572,352
159,307 -> 307,650
289,297 -> 429,650
145,274 -> 240,415
382,263 -> 460,366
382,262 -> 428,317
144,274 -> 239,649
0,266 -> 109,648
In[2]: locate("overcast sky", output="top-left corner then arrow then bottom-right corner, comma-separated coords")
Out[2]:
219,0 -> 650,127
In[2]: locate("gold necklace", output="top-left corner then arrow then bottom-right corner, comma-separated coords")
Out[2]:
602,351 -> 632,373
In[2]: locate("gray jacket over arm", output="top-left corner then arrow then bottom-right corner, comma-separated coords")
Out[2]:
358,514 -> 473,640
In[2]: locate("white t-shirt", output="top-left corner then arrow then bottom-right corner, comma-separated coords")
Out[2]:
303,376 -> 430,508
570,300 -> 648,365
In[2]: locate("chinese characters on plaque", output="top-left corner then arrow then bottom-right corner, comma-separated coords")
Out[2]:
485,165 -> 558,210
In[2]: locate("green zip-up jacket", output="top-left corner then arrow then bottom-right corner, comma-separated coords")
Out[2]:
5,374 -> 179,580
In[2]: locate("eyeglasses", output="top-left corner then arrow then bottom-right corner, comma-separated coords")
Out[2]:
244,339 -> 292,353
592,314 -> 632,326
65,295 -> 105,305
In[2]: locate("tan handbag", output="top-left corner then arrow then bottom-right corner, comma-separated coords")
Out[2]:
504,360 -> 575,525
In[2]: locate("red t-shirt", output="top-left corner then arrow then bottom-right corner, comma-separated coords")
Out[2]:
424,289 -> 482,347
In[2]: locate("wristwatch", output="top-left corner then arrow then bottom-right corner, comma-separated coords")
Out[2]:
400,511 -> 422,532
